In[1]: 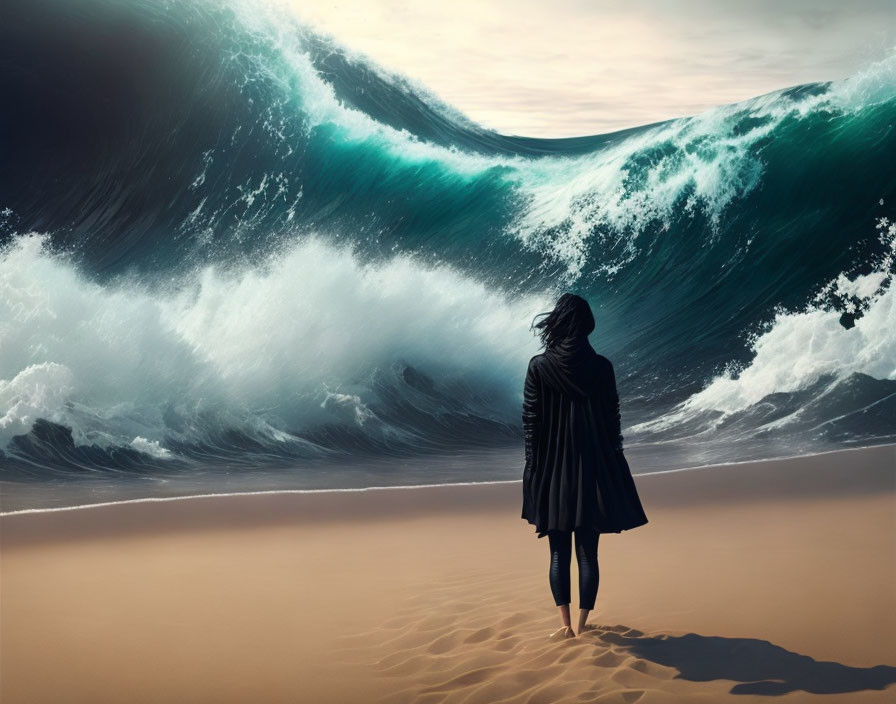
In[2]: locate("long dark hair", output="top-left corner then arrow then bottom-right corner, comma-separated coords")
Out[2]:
530,293 -> 595,350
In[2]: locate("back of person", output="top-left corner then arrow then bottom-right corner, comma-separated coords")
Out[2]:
520,292 -> 648,639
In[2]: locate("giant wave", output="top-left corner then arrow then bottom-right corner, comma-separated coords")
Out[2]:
1,0 -> 894,478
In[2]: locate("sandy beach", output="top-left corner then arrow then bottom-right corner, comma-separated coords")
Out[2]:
2,443 -> 894,703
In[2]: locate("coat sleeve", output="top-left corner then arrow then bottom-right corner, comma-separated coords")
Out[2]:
607,360 -> 625,451
522,358 -> 540,470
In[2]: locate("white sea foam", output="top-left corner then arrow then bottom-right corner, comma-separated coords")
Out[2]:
504,106 -> 772,278
129,436 -> 174,459
826,48 -> 896,111
0,233 -> 549,457
504,53 -> 896,280
0,363 -> 75,442
633,218 -> 896,433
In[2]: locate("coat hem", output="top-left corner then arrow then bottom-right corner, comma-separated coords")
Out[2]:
521,514 -> 648,539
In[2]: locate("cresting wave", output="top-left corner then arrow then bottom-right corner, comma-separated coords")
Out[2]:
1,0 -> 895,477
1,233 -> 548,470
630,215 -> 896,440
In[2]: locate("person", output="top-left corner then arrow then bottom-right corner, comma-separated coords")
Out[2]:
521,293 -> 648,639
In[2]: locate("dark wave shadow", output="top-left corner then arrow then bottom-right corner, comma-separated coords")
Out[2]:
590,624 -> 896,696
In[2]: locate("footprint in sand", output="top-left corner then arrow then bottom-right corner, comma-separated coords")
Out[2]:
496,612 -> 529,628
463,626 -> 494,644
494,636 -> 520,652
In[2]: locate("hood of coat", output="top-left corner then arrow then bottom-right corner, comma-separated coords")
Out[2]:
539,334 -> 601,397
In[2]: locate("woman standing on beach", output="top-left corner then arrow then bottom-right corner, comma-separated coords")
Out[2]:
521,293 -> 648,639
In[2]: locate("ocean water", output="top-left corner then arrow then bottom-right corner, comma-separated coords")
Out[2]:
1,0 -> 895,505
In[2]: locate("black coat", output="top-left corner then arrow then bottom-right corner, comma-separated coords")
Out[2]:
521,336 -> 649,538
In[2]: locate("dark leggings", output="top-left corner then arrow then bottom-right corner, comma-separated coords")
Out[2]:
548,528 -> 600,610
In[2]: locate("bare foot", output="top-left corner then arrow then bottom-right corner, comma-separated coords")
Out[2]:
579,624 -> 600,634
549,626 -> 576,641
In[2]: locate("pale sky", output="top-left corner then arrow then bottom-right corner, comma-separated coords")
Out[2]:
285,0 -> 896,137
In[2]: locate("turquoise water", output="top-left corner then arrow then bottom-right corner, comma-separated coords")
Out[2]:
1,0 -> 894,481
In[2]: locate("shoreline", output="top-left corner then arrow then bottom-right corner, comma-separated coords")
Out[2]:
2,441 -> 893,518
2,442 -> 894,703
